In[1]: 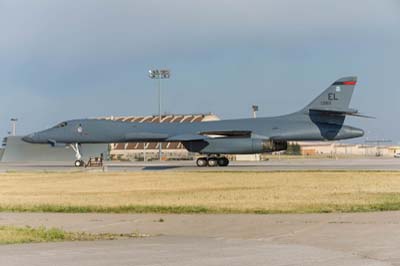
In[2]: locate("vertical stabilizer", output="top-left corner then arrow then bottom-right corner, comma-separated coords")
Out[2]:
302,76 -> 357,112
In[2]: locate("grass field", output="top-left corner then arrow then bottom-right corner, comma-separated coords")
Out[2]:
1,171 -> 400,214
0,225 -> 140,244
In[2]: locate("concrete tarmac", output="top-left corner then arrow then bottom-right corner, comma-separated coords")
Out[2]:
1,212 -> 400,265
1,158 -> 400,265
1,157 -> 400,172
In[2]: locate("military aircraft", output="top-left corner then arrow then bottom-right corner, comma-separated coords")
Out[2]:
23,77 -> 366,167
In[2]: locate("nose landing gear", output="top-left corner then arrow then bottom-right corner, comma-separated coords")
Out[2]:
196,156 -> 229,167
70,143 -> 85,167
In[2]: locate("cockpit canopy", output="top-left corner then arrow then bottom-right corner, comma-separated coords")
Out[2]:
53,122 -> 68,128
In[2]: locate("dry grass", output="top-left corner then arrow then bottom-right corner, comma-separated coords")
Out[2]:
1,171 -> 400,213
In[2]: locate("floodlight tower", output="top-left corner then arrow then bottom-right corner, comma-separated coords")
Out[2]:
10,118 -> 18,136
148,69 -> 171,160
252,105 -> 259,118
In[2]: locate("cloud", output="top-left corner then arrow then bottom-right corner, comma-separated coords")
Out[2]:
0,0 -> 399,140
0,0 -> 398,61
1,0 -> 398,91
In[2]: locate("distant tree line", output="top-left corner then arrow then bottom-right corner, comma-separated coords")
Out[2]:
286,143 -> 301,155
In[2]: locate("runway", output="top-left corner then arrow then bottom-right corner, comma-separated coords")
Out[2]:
1,157 -> 400,172
1,212 -> 399,265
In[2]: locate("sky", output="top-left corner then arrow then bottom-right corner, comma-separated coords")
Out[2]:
0,0 -> 399,143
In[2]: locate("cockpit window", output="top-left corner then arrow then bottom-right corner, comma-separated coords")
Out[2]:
54,122 -> 68,128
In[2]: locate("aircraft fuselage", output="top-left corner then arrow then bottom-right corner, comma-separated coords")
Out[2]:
23,112 -> 363,145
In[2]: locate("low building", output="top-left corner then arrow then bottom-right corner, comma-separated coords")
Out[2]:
298,141 -> 400,157
106,113 -> 220,161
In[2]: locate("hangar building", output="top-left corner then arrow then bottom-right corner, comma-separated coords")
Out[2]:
105,113 -> 219,161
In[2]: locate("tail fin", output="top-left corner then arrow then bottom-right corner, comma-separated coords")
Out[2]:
302,76 -> 357,113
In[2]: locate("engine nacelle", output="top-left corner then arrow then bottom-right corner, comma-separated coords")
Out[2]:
183,138 -> 288,154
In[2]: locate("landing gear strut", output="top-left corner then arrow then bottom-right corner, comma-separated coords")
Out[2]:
196,156 -> 229,167
70,143 -> 85,167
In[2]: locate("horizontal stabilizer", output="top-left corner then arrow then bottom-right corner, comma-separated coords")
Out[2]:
309,108 -> 374,119
345,113 -> 375,119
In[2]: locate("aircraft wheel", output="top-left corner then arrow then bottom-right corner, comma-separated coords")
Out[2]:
217,157 -> 229,167
74,160 -> 85,167
196,158 -> 208,167
207,157 -> 218,167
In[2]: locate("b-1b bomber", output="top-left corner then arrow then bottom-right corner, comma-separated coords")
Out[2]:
23,77 -> 365,167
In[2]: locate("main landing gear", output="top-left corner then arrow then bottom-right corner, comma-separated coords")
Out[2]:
196,156 -> 229,167
70,143 -> 85,167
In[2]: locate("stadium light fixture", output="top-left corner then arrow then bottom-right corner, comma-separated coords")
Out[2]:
252,105 -> 259,118
148,69 -> 171,160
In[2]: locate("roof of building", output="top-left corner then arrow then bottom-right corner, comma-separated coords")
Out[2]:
107,114 -> 219,151
100,113 -> 219,123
